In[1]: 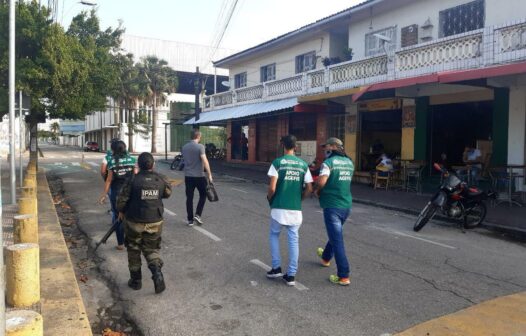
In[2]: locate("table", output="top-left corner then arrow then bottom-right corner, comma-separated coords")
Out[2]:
452,165 -> 473,185
495,164 -> 525,207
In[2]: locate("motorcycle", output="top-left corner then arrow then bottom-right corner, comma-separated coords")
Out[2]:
170,154 -> 184,171
413,163 -> 496,232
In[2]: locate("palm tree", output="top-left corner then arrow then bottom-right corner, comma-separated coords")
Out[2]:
50,122 -> 60,142
136,55 -> 177,153
114,53 -> 145,153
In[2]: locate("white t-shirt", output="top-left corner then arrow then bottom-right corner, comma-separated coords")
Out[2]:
267,164 -> 313,226
467,149 -> 481,161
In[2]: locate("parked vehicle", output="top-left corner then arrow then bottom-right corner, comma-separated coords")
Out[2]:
205,143 -> 226,160
413,163 -> 496,232
170,154 -> 184,170
84,141 -> 99,152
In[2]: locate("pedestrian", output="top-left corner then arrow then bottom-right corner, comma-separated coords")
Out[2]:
266,135 -> 313,286
315,137 -> 354,286
181,129 -> 213,226
101,139 -> 119,214
116,152 -> 172,294
98,141 -> 137,250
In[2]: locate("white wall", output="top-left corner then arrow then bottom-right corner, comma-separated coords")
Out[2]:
508,85 -> 526,191
229,32 -> 331,87
348,0 -> 526,60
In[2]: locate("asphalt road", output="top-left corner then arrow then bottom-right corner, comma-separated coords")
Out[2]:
40,145 -> 526,336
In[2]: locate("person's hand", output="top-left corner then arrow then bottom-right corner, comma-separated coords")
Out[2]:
98,194 -> 107,205
118,212 -> 124,221
208,174 -> 213,183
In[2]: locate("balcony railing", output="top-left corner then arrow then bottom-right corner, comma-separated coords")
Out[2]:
203,19 -> 526,111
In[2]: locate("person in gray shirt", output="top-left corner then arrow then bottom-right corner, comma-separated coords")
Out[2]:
181,129 -> 213,226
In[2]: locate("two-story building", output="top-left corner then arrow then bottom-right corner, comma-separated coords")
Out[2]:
188,0 -> 526,191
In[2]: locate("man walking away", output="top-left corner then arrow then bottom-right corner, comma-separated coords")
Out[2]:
116,152 -> 172,294
315,137 -> 354,286
266,135 -> 313,286
181,129 -> 213,226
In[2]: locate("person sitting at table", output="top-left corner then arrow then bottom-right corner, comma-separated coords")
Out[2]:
462,144 -> 482,186
370,152 -> 393,186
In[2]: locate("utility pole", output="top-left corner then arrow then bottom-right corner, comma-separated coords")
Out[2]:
194,66 -> 201,123
19,91 -> 23,188
9,0 -> 16,205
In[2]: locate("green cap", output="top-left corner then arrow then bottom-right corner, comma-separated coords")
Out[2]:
321,137 -> 343,147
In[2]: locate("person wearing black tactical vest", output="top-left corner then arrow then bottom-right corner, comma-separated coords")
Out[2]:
315,137 -> 354,286
99,141 -> 137,250
116,152 -> 172,294
266,135 -> 313,286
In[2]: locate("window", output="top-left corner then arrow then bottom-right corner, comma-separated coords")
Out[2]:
439,0 -> 485,38
365,27 -> 397,57
295,51 -> 316,74
260,63 -> 276,82
234,72 -> 247,89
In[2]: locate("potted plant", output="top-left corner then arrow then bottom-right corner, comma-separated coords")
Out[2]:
343,47 -> 354,61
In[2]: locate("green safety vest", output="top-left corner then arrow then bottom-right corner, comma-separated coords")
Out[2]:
270,155 -> 309,211
319,154 -> 354,209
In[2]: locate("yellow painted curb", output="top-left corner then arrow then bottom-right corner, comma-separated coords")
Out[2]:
18,197 -> 38,217
395,291 -> 526,336
6,243 -> 40,308
19,186 -> 36,198
6,310 -> 43,336
14,214 -> 38,244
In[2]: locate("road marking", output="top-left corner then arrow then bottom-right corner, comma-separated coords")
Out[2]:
72,162 -> 80,166
87,161 -> 99,168
192,226 -> 221,242
231,188 -> 248,194
373,227 -> 457,250
316,210 -> 323,214
164,209 -> 177,216
250,259 -> 309,291
54,162 -> 63,166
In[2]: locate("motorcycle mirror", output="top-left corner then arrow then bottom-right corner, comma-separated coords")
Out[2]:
433,163 -> 443,172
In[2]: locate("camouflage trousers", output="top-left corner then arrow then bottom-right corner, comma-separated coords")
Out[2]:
124,218 -> 163,272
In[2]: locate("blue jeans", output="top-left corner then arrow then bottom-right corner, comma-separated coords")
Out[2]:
109,186 -> 125,246
321,208 -> 351,278
269,218 -> 300,276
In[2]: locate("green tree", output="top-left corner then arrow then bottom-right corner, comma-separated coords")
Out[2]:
50,121 -> 60,141
136,55 -> 178,153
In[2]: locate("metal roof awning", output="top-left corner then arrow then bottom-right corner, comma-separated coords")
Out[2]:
184,97 -> 298,125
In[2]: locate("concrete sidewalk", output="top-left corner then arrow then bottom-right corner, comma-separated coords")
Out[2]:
1,159 -> 92,335
176,160 -> 526,239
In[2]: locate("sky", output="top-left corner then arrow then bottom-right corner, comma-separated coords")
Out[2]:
61,0 -> 365,54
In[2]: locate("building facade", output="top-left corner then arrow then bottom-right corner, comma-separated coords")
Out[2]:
189,0 -> 526,191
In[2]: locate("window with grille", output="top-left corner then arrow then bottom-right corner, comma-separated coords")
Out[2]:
260,63 -> 276,82
328,114 -> 346,145
295,51 -> 316,74
439,0 -> 485,38
365,27 -> 397,57
234,72 -> 247,89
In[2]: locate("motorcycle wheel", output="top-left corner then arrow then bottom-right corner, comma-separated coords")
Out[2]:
463,202 -> 487,229
170,158 -> 180,170
414,202 -> 437,232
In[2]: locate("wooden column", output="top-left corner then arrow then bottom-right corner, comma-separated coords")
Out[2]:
248,119 -> 257,163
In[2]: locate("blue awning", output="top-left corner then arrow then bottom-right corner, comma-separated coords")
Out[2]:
184,97 -> 297,125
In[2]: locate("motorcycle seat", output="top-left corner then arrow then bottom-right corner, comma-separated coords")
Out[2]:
468,189 -> 483,197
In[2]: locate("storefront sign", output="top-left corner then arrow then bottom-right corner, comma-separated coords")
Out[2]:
347,115 -> 357,134
360,99 -> 401,111
296,141 -> 317,165
402,106 -> 416,128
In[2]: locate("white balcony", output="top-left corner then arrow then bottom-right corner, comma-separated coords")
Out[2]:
203,19 -> 526,111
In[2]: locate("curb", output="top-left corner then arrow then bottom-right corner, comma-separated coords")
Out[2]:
37,171 -> 93,335
353,198 -> 526,242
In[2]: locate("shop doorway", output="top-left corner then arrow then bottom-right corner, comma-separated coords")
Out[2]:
358,109 -> 402,171
231,121 -> 249,160
430,101 -> 492,166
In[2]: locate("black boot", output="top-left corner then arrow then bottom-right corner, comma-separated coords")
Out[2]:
128,270 -> 142,290
148,264 -> 166,294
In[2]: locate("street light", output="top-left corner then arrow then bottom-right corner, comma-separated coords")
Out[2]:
61,0 -> 97,24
